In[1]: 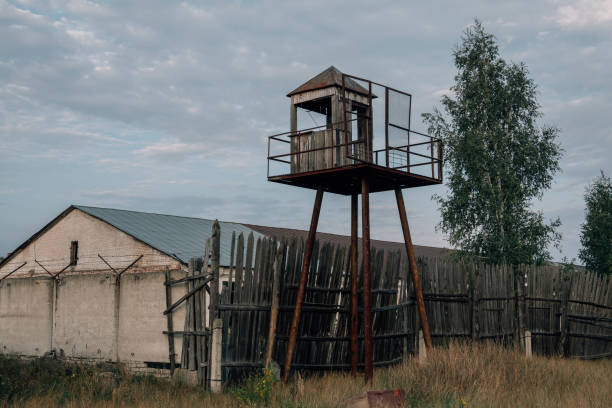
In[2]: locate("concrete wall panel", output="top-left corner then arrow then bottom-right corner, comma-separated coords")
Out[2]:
118,270 -> 187,363
53,274 -> 116,360
0,277 -> 53,356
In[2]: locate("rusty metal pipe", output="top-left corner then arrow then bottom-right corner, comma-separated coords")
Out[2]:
394,188 -> 433,350
282,189 -> 324,383
361,179 -> 373,383
350,193 -> 359,377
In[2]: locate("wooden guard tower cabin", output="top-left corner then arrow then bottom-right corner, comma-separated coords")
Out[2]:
267,66 -> 443,383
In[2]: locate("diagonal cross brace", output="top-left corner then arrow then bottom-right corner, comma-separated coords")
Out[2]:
34,259 -> 71,279
97,254 -> 143,277
163,276 -> 213,315
0,262 -> 27,282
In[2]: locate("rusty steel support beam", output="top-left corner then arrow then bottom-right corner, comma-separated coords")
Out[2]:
283,189 -> 324,383
362,179 -> 373,383
395,188 -> 432,350
350,193 -> 359,377
0,261 -> 27,282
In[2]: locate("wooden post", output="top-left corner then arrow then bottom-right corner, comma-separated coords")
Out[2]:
283,189 -> 324,383
525,330 -> 532,358
165,267 -> 176,376
514,265 -> 527,351
210,221 -> 220,321
265,243 -> 283,368
394,188 -> 432,350
350,193 -> 359,377
188,259 -> 197,370
558,270 -> 572,357
362,179 -> 374,383
418,330 -> 427,363
206,223 -> 221,387
471,266 -> 480,342
210,318 -> 223,393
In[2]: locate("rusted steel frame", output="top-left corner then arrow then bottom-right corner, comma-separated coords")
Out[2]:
52,263 -> 72,279
267,135 -> 271,177
117,255 -> 144,277
384,147 -> 438,161
269,157 -> 292,165
34,259 -> 55,278
163,277 -> 213,315
407,95 -> 412,132
367,82 -> 373,160
0,261 -> 27,282
388,122 -> 413,133
385,87 -> 389,167
269,135 -> 291,143
350,194 -> 359,377
430,140 -> 435,178
438,142 -> 443,182
342,75 -> 349,159
342,73 -> 413,98
297,129 -> 301,171
384,132 -> 442,147
390,162 -> 439,174
269,163 -> 446,185
94,254 -> 144,276
409,129 -> 433,138
391,160 -> 440,170
361,178 -> 373,383
394,188 -> 433,350
98,254 -> 118,274
282,189 -> 324,384
268,118 -> 358,139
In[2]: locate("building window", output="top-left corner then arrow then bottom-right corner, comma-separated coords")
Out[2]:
70,241 -> 78,266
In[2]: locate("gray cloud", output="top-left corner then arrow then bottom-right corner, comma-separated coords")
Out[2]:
1,0 -> 611,263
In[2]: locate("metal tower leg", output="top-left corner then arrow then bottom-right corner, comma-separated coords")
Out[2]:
282,189 -> 324,383
362,179 -> 373,383
394,188 -> 433,350
350,193 -> 359,377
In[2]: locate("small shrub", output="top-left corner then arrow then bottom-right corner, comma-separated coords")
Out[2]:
232,368 -> 276,406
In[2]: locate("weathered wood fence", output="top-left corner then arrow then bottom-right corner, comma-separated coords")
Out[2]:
165,224 -> 612,388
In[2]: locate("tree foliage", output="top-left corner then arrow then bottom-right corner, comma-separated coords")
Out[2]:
423,21 -> 562,265
579,172 -> 612,274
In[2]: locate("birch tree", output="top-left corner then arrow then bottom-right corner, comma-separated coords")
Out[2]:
423,21 -> 562,265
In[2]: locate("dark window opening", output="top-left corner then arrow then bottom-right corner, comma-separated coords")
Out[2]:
144,361 -> 181,370
70,241 -> 78,266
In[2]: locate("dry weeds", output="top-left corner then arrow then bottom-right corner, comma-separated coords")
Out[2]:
2,342 -> 610,407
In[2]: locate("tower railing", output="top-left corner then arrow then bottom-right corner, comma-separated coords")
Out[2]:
267,119 -> 443,182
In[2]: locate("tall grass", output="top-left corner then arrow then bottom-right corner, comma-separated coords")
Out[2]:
2,342 -> 611,407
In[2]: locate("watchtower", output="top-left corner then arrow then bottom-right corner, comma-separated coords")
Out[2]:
267,66 -> 442,383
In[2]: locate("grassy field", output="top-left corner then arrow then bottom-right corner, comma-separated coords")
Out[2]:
1,342 -> 610,407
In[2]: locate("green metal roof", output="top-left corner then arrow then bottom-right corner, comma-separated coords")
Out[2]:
75,205 -> 263,266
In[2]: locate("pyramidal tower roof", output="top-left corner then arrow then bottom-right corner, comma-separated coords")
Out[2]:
287,66 -> 372,97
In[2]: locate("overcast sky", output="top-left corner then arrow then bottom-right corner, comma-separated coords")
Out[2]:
1,0 -> 611,263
